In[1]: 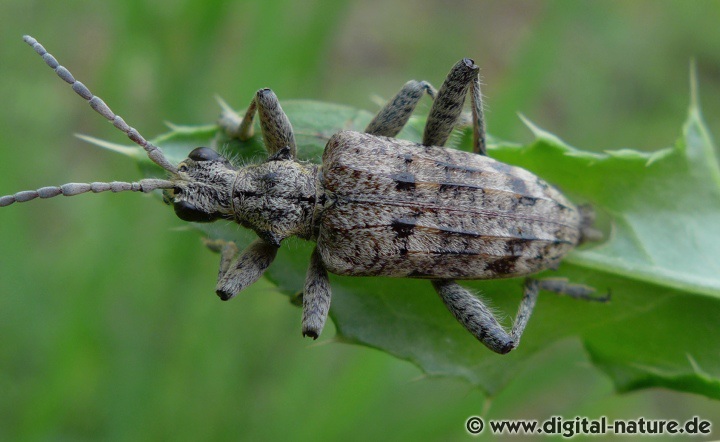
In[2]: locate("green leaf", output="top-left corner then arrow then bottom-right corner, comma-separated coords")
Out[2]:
89,90 -> 720,399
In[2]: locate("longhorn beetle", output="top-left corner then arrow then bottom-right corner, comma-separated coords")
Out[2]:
2,35 -> 604,354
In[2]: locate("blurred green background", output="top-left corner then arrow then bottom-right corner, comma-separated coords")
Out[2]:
1,1 -> 719,440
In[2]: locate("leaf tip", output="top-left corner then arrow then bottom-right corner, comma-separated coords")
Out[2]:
370,94 -> 387,108
686,353 -> 709,377
164,120 -> 177,130
644,148 -> 674,166
689,59 -> 700,115
75,134 -> 140,158
215,94 -> 234,113
518,113 -> 577,152
518,113 -> 542,138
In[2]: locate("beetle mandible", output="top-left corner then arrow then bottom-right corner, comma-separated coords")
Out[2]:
1,35 -> 604,354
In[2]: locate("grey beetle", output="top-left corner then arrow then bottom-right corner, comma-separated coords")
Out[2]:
1,35 -> 603,354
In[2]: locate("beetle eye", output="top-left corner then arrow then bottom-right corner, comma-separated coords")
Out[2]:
173,200 -> 217,223
188,147 -> 221,162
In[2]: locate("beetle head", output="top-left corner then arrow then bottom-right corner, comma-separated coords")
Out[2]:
164,147 -> 237,222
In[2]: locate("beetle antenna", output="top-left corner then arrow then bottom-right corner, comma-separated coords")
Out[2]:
0,179 -> 175,207
23,35 -> 178,174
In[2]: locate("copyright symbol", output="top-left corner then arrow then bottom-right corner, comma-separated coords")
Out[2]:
466,416 -> 484,435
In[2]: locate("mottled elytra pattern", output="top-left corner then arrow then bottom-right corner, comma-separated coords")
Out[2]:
318,131 -> 580,279
3,35 -> 602,354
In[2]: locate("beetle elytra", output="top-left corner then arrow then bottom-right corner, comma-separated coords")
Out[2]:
1,35 -> 604,354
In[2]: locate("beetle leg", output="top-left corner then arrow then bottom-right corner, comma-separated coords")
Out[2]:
215,238 -> 279,301
365,80 -> 437,137
536,278 -> 609,302
218,88 -> 297,158
301,248 -> 332,339
424,58 -> 486,155
432,278 -> 539,354
202,237 -> 240,280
